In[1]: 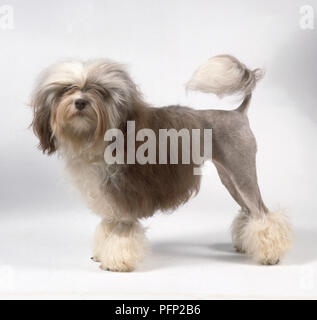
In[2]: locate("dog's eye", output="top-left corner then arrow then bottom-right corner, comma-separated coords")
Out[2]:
86,85 -> 110,98
62,85 -> 77,94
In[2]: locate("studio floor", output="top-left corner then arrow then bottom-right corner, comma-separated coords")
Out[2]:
0,204 -> 316,300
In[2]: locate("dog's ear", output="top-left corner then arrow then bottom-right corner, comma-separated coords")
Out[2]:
30,89 -> 56,155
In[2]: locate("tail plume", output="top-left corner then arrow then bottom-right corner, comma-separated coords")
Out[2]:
186,55 -> 264,113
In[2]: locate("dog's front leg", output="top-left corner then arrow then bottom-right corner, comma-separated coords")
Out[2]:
92,219 -> 148,272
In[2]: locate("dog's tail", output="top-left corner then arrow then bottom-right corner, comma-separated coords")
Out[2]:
186,55 -> 264,114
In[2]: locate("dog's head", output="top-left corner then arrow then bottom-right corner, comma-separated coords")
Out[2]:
31,60 -> 143,154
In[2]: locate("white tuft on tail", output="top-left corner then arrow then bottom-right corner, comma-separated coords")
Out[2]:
186,55 -> 264,113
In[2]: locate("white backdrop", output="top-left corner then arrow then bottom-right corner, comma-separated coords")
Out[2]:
0,0 -> 316,299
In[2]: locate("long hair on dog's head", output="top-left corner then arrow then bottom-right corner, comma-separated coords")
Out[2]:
31,60 -> 145,155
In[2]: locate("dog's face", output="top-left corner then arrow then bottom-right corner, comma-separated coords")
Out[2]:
31,60 -> 142,154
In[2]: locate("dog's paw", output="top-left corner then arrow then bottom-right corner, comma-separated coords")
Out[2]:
93,220 -> 148,272
259,258 -> 280,266
92,221 -> 138,268
90,256 -> 100,262
99,261 -> 135,272
231,210 -> 249,254
240,211 -> 293,265
234,245 -> 246,254
98,238 -> 146,272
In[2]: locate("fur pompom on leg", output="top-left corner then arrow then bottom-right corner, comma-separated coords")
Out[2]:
231,210 -> 249,253
239,210 -> 293,265
93,220 -> 148,272
92,220 -> 112,262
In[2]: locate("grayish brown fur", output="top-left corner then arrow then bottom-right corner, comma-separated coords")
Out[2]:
30,55 -> 292,270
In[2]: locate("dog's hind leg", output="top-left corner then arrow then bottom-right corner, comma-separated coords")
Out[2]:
212,111 -> 292,265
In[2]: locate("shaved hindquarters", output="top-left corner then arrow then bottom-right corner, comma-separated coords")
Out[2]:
210,110 -> 292,264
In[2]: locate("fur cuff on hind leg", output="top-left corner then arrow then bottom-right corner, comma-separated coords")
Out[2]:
240,210 -> 293,265
231,210 -> 249,253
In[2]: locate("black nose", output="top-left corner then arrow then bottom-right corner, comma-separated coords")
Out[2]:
75,99 -> 87,111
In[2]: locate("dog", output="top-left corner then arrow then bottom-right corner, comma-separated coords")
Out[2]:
30,55 -> 292,272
